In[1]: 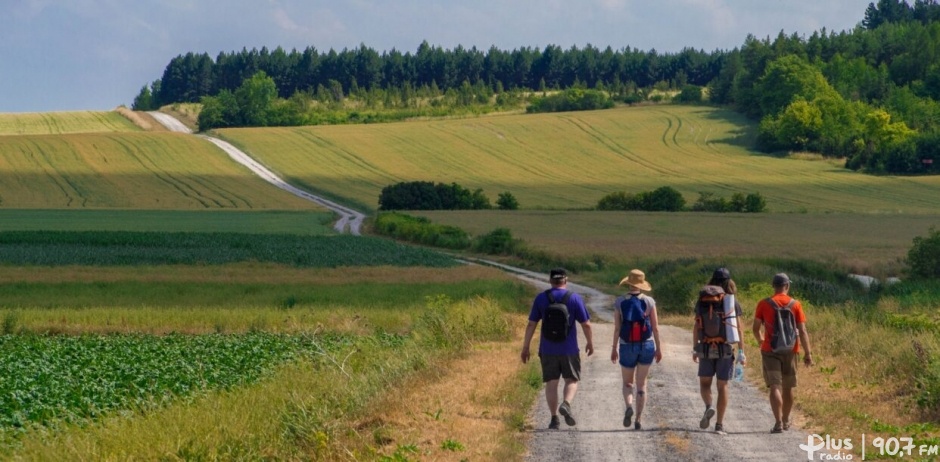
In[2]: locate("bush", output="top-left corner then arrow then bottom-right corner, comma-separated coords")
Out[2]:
597,191 -> 639,211
596,186 -> 684,211
496,192 -> 519,210
908,227 -> 940,279
675,85 -> 703,103
378,181 -> 491,210
526,88 -> 614,113
472,228 -> 520,255
372,213 -> 470,249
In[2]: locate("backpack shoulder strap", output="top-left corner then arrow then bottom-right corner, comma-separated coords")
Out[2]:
545,289 -> 556,304
559,291 -> 572,304
783,299 -> 797,310
765,297 -> 780,309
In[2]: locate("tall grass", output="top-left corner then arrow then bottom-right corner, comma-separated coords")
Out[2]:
7,293 -> 523,460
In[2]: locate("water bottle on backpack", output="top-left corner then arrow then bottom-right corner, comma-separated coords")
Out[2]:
733,350 -> 746,382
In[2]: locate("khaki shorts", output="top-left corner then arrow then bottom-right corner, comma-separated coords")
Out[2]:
761,351 -> 798,388
540,354 -> 581,382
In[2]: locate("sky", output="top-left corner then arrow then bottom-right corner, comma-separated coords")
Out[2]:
0,0 -> 871,113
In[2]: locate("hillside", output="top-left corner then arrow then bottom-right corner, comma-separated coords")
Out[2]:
0,132 -> 320,210
0,111 -> 140,135
216,105 -> 940,214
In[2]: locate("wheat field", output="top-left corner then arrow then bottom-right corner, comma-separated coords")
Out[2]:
216,105 -> 940,213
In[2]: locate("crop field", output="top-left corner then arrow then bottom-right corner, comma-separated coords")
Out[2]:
216,105 -> 940,213
0,264 -> 531,460
0,230 -> 458,267
415,210 -> 940,274
0,132 -> 320,210
0,111 -> 139,135
0,209 -> 336,234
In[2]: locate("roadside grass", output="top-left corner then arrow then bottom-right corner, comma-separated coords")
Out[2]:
6,289 -> 535,461
0,111 -> 139,135
0,132 -> 319,209
217,105 -> 940,213
0,278 -> 525,336
0,210 -> 335,235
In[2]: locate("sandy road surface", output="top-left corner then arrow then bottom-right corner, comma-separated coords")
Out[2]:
147,112 -> 365,234
467,259 -> 825,461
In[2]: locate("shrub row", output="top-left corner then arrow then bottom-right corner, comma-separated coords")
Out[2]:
597,187 -> 766,212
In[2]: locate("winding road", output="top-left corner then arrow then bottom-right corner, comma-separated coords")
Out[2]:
149,112 -> 828,461
148,112 -> 364,235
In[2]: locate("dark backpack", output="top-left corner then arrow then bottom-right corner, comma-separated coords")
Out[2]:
619,294 -> 652,343
541,290 -> 573,343
695,285 -> 733,359
767,297 -> 798,353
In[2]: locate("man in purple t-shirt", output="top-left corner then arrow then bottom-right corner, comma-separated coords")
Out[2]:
521,268 -> 594,430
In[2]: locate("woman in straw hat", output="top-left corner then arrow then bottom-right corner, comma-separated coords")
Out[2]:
611,269 -> 662,430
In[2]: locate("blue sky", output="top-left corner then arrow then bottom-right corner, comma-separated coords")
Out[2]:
0,0 -> 868,113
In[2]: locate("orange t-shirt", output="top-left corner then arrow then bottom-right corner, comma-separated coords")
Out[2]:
754,294 -> 806,353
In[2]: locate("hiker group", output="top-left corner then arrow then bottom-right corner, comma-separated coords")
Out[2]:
521,267 -> 813,434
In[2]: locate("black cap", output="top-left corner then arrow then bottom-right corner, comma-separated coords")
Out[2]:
550,268 -> 568,280
712,267 -> 731,280
772,273 -> 791,286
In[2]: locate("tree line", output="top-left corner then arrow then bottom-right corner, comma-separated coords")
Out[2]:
134,41 -> 723,111
134,0 -> 940,175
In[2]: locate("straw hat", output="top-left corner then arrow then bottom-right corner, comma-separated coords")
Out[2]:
619,269 -> 652,291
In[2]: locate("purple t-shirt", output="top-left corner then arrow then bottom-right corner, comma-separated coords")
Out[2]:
528,288 -> 589,356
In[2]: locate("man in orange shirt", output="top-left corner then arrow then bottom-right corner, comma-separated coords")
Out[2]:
752,273 -> 814,434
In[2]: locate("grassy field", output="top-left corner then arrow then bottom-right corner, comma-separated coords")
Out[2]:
0,132 -> 321,210
413,210 -> 940,275
0,111 -> 139,135
0,209 -> 335,234
216,105 -> 940,213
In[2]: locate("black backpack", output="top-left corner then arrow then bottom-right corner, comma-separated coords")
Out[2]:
541,290 -> 573,343
767,297 -> 798,353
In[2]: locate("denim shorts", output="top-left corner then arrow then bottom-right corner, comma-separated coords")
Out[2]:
619,340 -> 655,368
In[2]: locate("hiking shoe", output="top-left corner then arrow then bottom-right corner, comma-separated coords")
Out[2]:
715,423 -> 726,435
771,422 -> 783,434
559,401 -> 576,426
623,407 -> 634,428
548,416 -> 560,430
700,407 -> 716,429
634,421 -> 642,430
783,420 -> 791,431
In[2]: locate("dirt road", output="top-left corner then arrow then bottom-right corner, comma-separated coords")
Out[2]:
147,112 -> 365,234
521,286 -> 823,461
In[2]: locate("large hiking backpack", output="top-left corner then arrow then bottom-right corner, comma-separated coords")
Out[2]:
619,294 -> 652,343
767,297 -> 798,354
541,290 -> 573,343
695,285 -> 733,359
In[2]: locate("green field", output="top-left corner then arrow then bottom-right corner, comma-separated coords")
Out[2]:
0,132 -> 321,210
216,105 -> 940,213
0,209 -> 335,234
0,111 -> 139,135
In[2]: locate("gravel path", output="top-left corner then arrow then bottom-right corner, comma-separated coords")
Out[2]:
148,112 -> 364,234
467,258 -> 824,461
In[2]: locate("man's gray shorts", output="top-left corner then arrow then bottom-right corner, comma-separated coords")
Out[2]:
540,354 -> 581,382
